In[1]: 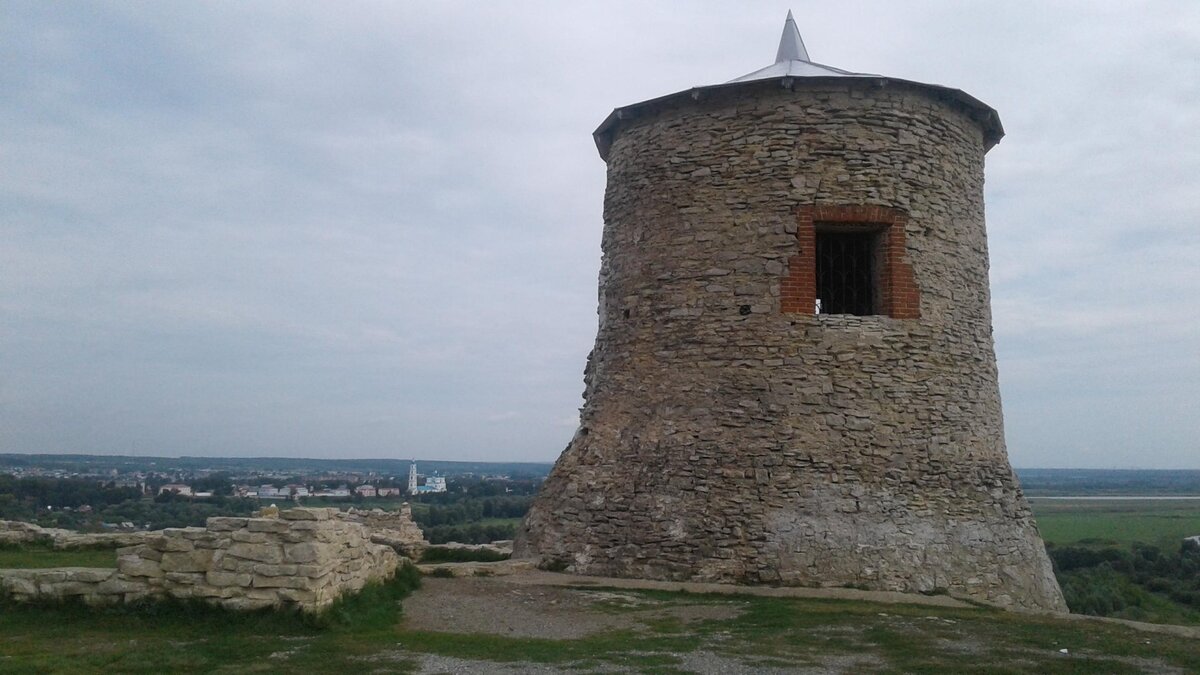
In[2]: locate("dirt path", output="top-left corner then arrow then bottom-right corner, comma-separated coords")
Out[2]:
499,569 -> 972,608
402,576 -> 744,640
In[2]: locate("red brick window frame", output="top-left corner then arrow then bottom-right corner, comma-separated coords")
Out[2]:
781,205 -> 920,319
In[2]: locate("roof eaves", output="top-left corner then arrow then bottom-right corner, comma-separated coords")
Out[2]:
593,76 -> 1004,161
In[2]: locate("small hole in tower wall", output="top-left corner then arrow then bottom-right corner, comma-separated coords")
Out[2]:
623,309 -> 630,319
739,305 -> 752,315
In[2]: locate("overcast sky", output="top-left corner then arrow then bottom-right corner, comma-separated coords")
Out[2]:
2,1 -> 1197,468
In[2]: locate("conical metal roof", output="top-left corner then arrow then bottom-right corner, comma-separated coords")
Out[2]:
775,10 -> 809,62
729,10 -> 877,82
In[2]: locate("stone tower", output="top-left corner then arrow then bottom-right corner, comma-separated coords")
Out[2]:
515,14 -> 1066,612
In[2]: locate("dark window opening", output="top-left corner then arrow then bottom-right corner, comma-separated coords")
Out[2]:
816,229 -> 878,315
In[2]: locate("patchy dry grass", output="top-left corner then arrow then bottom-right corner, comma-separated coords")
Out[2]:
1,571 -> 1197,674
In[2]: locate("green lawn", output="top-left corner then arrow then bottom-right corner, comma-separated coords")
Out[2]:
0,544 -> 118,570
1030,499 -> 1200,549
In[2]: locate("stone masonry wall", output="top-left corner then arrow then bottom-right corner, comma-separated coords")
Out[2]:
0,520 -> 150,549
0,508 -> 399,612
515,79 -> 1067,612
344,504 -> 430,557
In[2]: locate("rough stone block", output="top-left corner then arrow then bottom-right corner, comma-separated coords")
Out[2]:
154,535 -> 194,553
283,542 -> 323,564
160,549 -> 214,573
206,517 -> 249,532
280,507 -> 331,521
252,574 -> 313,590
252,563 -> 299,577
226,543 -> 283,564
206,570 -> 252,588
220,597 -> 275,611
1,575 -> 38,595
59,567 -> 117,583
164,572 -> 204,585
95,577 -> 149,595
246,519 -> 290,534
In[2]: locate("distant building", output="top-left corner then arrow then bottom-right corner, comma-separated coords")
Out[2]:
377,487 -> 402,497
355,485 -> 377,498
407,462 -> 447,494
1186,535 -> 1200,547
312,488 -> 351,498
158,484 -> 193,497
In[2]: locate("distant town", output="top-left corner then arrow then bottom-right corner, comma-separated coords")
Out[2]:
0,454 -> 551,499
0,454 -> 551,542
154,460 -> 449,501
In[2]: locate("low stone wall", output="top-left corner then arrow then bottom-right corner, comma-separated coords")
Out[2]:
428,540 -> 514,557
0,520 -> 50,545
0,508 -> 399,613
0,520 -> 150,549
344,504 -> 429,557
0,567 -> 132,603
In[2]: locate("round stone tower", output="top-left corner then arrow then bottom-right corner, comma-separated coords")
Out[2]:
515,13 -> 1066,612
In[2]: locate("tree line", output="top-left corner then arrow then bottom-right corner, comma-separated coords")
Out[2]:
1050,540 -> 1200,623
0,475 -> 141,514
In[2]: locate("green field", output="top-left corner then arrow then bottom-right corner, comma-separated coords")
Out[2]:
0,544 -> 118,570
1030,499 -> 1200,549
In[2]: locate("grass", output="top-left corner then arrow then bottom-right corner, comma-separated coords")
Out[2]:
395,591 -> 1200,674
1029,498 -> 1200,549
0,571 -> 1196,673
0,543 -> 118,569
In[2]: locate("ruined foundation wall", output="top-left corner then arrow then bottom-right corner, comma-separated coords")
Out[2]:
0,508 -> 400,612
344,505 -> 430,557
516,81 -> 1066,612
0,519 -> 150,549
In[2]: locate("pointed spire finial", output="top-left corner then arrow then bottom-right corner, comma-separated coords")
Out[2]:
775,10 -> 810,63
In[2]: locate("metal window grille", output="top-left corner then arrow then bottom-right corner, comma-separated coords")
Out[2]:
816,231 -> 876,315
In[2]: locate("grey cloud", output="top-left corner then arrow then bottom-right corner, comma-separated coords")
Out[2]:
2,1 -> 1197,466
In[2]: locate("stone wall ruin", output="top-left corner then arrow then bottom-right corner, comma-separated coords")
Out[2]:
0,507 -> 402,612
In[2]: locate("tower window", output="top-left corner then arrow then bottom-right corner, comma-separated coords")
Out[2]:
780,205 -> 920,319
815,229 -> 878,315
